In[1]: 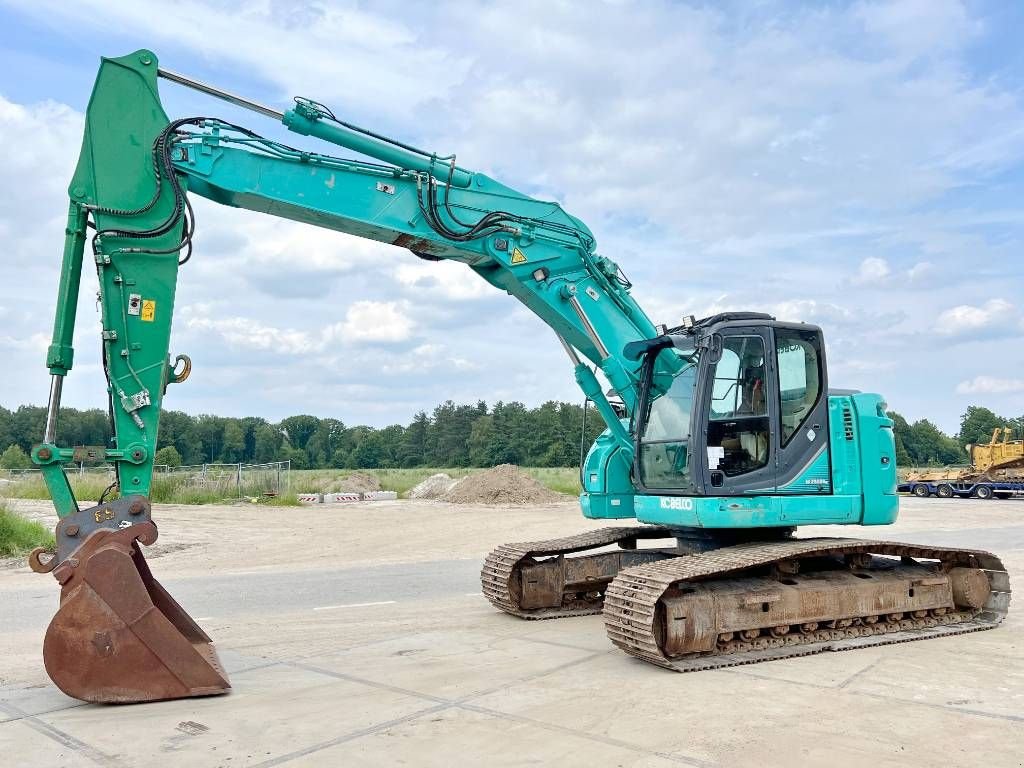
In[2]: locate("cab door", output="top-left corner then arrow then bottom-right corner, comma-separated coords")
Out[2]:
771,326 -> 831,494
697,327 -> 777,495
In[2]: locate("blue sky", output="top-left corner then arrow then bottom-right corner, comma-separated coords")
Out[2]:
1,0 -> 1023,435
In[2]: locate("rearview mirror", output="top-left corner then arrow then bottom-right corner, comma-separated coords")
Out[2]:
708,334 -> 723,363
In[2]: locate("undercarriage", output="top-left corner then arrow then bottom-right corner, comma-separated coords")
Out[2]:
481,527 -> 1009,671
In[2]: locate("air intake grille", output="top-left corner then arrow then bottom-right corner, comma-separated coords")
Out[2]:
842,407 -> 855,441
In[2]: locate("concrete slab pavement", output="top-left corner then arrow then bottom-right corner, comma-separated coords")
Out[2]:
2,497 -> 1022,766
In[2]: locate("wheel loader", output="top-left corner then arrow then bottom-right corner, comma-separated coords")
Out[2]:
28,51 -> 1009,703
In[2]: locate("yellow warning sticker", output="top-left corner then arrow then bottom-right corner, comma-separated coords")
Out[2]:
141,300 -> 156,322
510,247 -> 527,264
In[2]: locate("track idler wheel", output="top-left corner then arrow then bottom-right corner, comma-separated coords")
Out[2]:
30,496 -> 230,703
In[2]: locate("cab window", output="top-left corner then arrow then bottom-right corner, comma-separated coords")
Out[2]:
637,348 -> 698,490
776,329 -> 822,445
706,335 -> 769,477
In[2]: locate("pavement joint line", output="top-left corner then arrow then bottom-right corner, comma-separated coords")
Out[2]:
852,689 -> 1024,724
0,700 -> 124,767
514,634 -> 604,653
256,623 -> 535,664
286,650 -> 610,711
722,666 -> 858,691
724,667 -> 1024,724
836,658 -> 882,689
247,701 -> 452,768
221,631 -> 433,661
289,634 -> 508,663
0,699 -> 90,723
456,701 -> 717,768
453,651 -> 612,705
228,659 -> 284,676
312,600 -> 397,611
285,661 -> 452,706
267,652 -> 697,768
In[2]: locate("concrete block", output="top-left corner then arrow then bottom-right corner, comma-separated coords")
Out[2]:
323,493 -> 361,503
363,491 -> 398,501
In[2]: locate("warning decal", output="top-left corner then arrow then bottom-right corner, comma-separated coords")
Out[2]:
510,247 -> 527,264
141,300 -> 156,322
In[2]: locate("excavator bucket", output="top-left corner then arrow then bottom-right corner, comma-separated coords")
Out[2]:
29,496 -> 230,703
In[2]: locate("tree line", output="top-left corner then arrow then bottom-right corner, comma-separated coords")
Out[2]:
0,402 -> 1019,470
888,406 -> 1024,467
0,400 -> 606,470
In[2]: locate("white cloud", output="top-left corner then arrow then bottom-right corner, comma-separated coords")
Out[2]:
239,220 -> 399,274
393,261 -> 498,300
185,299 -> 415,351
185,315 -> 327,355
852,257 -> 891,285
770,299 -> 854,326
0,332 -> 49,351
0,95 -> 83,268
339,301 -> 413,343
833,358 -> 897,373
852,0 -> 978,59
698,296 -> 905,335
2,0 -> 1024,436
956,376 -> 1024,395
3,0 -> 470,120
380,343 -> 479,374
934,298 -> 1015,337
907,261 -> 933,281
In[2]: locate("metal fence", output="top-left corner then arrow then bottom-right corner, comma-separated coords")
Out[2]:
0,465 -> 114,478
152,461 -> 290,498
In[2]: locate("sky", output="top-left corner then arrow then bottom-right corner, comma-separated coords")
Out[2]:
1,0 -> 1023,435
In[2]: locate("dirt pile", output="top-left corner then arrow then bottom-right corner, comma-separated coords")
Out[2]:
442,464 -> 564,505
408,473 -> 458,499
328,472 -> 382,494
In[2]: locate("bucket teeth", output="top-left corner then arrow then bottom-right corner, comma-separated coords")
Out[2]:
39,496 -> 230,704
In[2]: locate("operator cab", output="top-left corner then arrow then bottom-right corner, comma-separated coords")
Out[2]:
627,313 -> 828,497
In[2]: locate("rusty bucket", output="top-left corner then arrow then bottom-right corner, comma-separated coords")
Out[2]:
30,496 -> 230,704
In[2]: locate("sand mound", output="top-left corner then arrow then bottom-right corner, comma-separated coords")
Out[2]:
442,464 -> 563,505
329,472 -> 381,494
408,473 -> 458,499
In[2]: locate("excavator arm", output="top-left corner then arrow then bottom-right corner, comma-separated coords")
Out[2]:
30,50 -> 665,703
38,50 -> 659,514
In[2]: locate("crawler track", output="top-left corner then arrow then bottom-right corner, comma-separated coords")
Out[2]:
481,526 -> 673,619
603,537 -> 1010,672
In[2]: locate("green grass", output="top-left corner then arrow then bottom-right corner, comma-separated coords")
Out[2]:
291,467 -> 473,496
2,471 -> 302,506
0,504 -> 54,557
290,467 -> 582,497
258,491 -> 301,507
1,466 -> 582,504
4,473 -> 113,502
521,467 -> 581,496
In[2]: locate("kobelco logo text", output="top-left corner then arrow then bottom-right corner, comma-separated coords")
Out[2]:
659,497 -> 694,511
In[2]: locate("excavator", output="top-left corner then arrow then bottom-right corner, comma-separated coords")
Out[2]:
29,50 -> 1009,703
